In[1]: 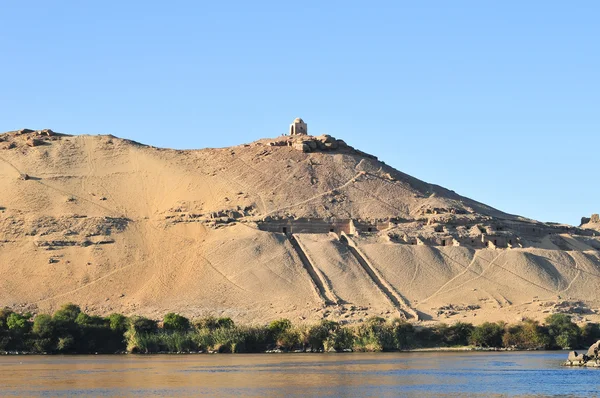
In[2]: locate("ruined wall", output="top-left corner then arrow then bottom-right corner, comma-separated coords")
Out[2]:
256,218 -> 389,235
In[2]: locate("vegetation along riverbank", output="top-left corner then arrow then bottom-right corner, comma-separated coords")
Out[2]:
1,304 -> 598,354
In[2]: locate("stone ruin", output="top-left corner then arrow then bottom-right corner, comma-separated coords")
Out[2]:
289,118 -> 307,135
581,214 -> 599,226
263,118 -> 378,159
255,218 -> 390,235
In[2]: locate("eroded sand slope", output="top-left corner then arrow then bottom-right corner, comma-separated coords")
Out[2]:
0,130 -> 598,324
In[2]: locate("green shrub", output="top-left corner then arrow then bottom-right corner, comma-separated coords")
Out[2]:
302,320 -> 340,352
207,326 -> 267,353
239,326 -> 269,352
191,328 -> 214,351
2,302 -> 598,354
132,333 -> 161,353
57,335 -> 75,352
159,331 -> 197,352
194,316 -> 235,331
32,338 -> 54,353
324,326 -> 354,352
353,317 -> 395,352
211,326 -> 244,353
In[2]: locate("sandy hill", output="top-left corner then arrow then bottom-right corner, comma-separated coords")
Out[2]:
1,128 -> 599,325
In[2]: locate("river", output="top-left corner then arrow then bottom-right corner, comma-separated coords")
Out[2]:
0,351 -> 595,396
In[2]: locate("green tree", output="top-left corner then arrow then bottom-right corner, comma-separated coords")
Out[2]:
107,313 -> 128,334
125,316 -> 159,353
75,313 -> 106,327
163,313 -> 190,332
194,316 -> 219,331
53,303 -> 82,324
129,316 -> 158,334
193,316 -> 234,331
445,322 -> 475,347
268,319 -> 292,337
353,317 -> 395,352
0,307 -> 14,330
216,317 -> 235,329
51,304 -> 82,353
581,323 -> 600,348
32,314 -> 56,352
276,327 -> 301,351
324,326 -> 354,352
469,322 -> 504,347
545,314 -> 580,349
390,319 -> 416,349
33,315 -> 54,338
267,319 -> 293,348
502,319 -> 549,349
6,313 -> 32,335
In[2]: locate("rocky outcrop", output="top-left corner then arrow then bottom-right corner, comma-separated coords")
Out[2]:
566,351 -> 587,365
563,340 -> 600,367
0,128 -> 62,150
264,134 -> 372,157
0,141 -> 16,150
289,134 -> 347,153
0,215 -> 130,249
25,136 -> 44,147
586,340 -> 600,358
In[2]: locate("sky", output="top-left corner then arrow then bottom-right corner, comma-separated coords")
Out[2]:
1,1 -> 598,225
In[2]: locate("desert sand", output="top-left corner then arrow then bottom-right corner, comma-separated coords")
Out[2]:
1,128 -> 599,325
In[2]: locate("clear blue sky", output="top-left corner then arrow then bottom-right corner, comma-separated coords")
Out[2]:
1,1 -> 598,225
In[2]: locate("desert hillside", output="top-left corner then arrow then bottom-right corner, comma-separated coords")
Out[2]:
1,128 -> 599,325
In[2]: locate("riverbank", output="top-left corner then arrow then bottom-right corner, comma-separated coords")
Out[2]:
0,346 -> 535,355
1,303 -> 598,355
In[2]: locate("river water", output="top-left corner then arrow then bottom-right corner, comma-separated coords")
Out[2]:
0,351 -> 596,397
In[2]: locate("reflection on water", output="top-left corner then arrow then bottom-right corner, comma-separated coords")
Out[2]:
0,351 -> 595,397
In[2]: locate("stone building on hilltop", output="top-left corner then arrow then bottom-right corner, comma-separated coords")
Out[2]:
289,118 -> 307,135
